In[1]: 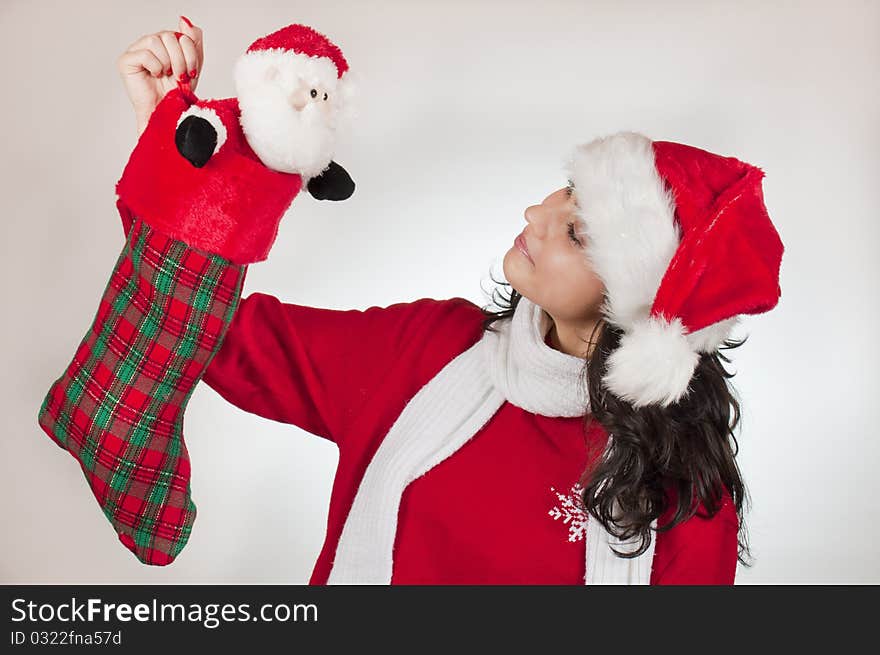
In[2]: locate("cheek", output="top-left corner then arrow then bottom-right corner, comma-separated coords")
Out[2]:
542,251 -> 606,316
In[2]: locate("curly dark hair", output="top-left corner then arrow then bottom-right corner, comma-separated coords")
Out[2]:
479,270 -> 754,568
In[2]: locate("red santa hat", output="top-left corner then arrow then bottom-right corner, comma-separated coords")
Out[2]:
239,23 -> 349,82
564,131 -> 784,409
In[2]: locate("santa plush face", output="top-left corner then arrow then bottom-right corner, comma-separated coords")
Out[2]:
233,49 -> 349,179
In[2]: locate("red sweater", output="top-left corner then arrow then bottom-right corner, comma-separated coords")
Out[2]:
201,291 -> 740,584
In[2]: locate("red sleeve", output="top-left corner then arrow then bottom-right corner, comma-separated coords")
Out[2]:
650,490 -> 740,585
201,292 -> 484,445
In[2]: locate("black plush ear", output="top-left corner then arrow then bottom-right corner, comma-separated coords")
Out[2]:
307,161 -> 355,201
175,115 -> 218,168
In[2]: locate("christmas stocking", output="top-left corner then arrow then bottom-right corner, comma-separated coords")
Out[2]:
38,218 -> 246,564
36,23 -> 355,565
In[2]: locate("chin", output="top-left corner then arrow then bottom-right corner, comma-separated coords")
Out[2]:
502,248 -> 528,294
238,100 -> 337,178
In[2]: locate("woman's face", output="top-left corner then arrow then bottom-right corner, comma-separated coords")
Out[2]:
503,185 -> 606,325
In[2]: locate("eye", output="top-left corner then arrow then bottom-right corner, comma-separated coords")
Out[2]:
310,89 -> 317,98
567,221 -> 583,247
323,92 -> 328,101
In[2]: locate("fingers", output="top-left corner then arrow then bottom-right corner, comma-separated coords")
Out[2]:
122,32 -> 172,78
178,15 -> 203,64
159,31 -> 187,80
177,17 -> 204,88
177,34 -> 199,80
121,28 -> 198,81
117,48 -> 164,79
116,17 -> 204,87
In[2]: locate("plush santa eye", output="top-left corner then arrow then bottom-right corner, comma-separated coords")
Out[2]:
310,89 -> 317,98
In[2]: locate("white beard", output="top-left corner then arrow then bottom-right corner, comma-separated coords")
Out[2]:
237,94 -> 338,179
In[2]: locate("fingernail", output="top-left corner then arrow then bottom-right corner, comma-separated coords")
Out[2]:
189,69 -> 197,78
178,72 -> 190,83
174,31 -> 184,40
180,15 -> 193,28
166,68 -> 172,76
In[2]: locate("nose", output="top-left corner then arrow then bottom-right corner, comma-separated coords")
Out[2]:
289,85 -> 309,112
523,203 -> 548,236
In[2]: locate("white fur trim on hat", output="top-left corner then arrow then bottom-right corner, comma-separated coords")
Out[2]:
564,132 -> 709,408
685,315 -> 740,353
233,48 -> 356,116
234,48 -> 342,95
564,132 -> 681,331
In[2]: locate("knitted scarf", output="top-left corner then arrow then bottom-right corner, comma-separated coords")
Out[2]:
327,295 -> 657,584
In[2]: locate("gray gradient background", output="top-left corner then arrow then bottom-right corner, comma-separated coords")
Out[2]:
2,0 -> 877,584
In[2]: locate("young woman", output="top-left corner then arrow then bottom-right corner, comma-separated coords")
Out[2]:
39,17 -> 784,584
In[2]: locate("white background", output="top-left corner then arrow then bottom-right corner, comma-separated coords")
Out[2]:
1,0 -> 877,583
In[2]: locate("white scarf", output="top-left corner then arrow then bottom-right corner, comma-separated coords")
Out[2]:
327,295 -> 656,584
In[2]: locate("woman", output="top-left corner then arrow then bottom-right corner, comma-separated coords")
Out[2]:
40,17 -> 784,584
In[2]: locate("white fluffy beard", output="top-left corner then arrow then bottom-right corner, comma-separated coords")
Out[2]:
237,92 -> 338,179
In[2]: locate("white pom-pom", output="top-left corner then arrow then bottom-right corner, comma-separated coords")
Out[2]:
602,315 -> 699,409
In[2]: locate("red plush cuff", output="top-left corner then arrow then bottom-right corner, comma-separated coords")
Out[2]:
114,86 -> 304,265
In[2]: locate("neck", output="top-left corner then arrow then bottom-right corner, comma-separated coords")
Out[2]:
546,314 -> 602,360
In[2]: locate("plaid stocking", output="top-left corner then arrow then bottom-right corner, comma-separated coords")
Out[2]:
38,216 -> 246,565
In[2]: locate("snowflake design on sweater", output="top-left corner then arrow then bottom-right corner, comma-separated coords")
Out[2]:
548,482 -> 588,543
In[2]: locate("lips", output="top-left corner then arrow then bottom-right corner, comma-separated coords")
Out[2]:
515,232 -> 534,264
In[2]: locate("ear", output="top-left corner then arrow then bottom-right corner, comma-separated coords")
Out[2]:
306,160 -> 355,201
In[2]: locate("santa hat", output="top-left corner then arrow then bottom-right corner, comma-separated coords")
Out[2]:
564,131 -> 784,409
236,23 -> 349,86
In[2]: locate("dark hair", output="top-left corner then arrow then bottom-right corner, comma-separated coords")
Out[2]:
480,270 -> 754,568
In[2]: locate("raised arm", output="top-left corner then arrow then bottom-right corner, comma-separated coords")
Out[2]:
202,291 -> 486,445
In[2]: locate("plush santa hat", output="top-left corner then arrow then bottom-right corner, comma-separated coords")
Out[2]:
238,23 -> 350,83
232,24 -> 355,177
564,131 -> 784,409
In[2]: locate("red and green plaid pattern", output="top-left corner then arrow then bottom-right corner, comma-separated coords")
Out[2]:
38,216 -> 247,565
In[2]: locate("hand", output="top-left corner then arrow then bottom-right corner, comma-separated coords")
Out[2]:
116,16 -> 204,137
306,161 -> 356,201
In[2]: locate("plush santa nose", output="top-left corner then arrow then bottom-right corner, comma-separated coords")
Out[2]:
175,115 -> 218,167
289,85 -> 310,112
